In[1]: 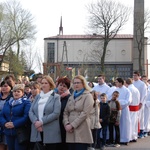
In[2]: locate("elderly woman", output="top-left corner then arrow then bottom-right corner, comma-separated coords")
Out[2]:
55,77 -> 71,150
0,84 -> 31,150
63,75 -> 94,150
29,75 -> 61,150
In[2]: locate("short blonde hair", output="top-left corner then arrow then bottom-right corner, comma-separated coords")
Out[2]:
73,75 -> 91,91
13,84 -> 25,92
42,76 -> 55,90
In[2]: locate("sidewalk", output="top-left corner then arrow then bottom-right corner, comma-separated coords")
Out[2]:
95,135 -> 150,150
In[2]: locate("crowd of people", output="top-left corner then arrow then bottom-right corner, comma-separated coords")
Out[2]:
0,71 -> 149,150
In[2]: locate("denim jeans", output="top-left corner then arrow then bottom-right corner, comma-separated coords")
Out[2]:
96,125 -> 108,148
99,125 -> 108,147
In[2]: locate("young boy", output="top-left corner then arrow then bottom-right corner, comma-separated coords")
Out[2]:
24,84 -> 32,99
108,91 -> 121,147
99,93 -> 110,150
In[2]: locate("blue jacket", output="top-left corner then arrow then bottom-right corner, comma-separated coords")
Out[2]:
0,98 -> 31,136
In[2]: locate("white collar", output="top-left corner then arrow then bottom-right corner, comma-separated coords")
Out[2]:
40,90 -> 53,98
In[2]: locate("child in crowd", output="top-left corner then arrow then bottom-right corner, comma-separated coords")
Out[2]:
24,84 -> 32,99
108,91 -> 121,147
99,93 -> 110,150
88,91 -> 101,150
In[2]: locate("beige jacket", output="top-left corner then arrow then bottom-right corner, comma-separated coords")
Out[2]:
63,90 -> 94,144
89,99 -> 101,129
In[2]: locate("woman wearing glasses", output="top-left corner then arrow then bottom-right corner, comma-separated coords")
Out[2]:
63,75 -> 94,150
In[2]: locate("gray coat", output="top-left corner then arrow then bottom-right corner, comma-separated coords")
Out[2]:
29,92 -> 61,143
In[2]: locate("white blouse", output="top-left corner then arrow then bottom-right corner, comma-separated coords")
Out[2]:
38,90 -> 53,122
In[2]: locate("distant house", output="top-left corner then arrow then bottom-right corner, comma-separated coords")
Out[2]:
43,34 -> 148,81
0,55 -> 9,74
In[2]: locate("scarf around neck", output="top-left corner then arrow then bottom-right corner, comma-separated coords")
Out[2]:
40,90 -> 53,99
60,89 -> 70,98
74,88 -> 85,99
9,97 -> 23,106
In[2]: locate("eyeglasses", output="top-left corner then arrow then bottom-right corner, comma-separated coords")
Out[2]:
73,82 -> 82,85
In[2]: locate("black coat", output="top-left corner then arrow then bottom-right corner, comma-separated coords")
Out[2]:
57,94 -> 70,150
100,102 -> 110,127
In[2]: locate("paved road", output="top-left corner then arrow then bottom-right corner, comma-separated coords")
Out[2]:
96,136 -> 150,150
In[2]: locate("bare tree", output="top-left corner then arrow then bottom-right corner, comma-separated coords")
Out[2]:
1,0 -> 36,59
86,0 -> 131,73
22,45 -> 36,71
0,3 -> 21,66
35,50 -> 43,73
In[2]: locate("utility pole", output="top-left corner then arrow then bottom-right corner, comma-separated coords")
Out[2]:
61,41 -> 68,67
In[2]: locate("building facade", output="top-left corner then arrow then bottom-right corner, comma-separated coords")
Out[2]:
43,34 -> 148,81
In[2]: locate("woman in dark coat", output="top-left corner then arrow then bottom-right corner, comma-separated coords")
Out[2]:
55,77 -> 71,150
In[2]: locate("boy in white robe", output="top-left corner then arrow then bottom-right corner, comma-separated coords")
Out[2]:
125,78 -> 140,142
115,78 -> 132,145
133,71 -> 147,138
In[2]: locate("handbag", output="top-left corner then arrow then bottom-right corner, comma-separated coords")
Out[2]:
33,142 -> 45,150
16,126 -> 30,144
33,131 -> 46,150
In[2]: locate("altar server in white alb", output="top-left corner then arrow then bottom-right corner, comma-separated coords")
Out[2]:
141,75 -> 150,137
125,78 -> 140,142
107,82 -> 117,100
133,71 -> 147,138
92,74 -> 110,101
115,78 -> 132,145
143,89 -> 150,137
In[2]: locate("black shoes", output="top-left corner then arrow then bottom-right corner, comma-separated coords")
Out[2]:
120,142 -> 128,145
130,139 -> 137,142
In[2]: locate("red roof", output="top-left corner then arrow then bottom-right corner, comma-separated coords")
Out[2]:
44,34 -> 133,40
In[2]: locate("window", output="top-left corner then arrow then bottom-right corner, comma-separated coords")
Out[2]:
47,43 -> 55,63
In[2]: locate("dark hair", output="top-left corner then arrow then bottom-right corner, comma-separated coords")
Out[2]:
25,84 -> 31,88
36,73 -> 43,80
0,81 -> 13,90
113,91 -> 119,95
116,78 -> 124,85
142,75 -> 147,78
30,82 -> 41,90
98,74 -> 105,79
100,93 -> 107,97
88,82 -> 94,88
133,71 -> 140,76
57,77 -> 71,89
4,74 -> 15,81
